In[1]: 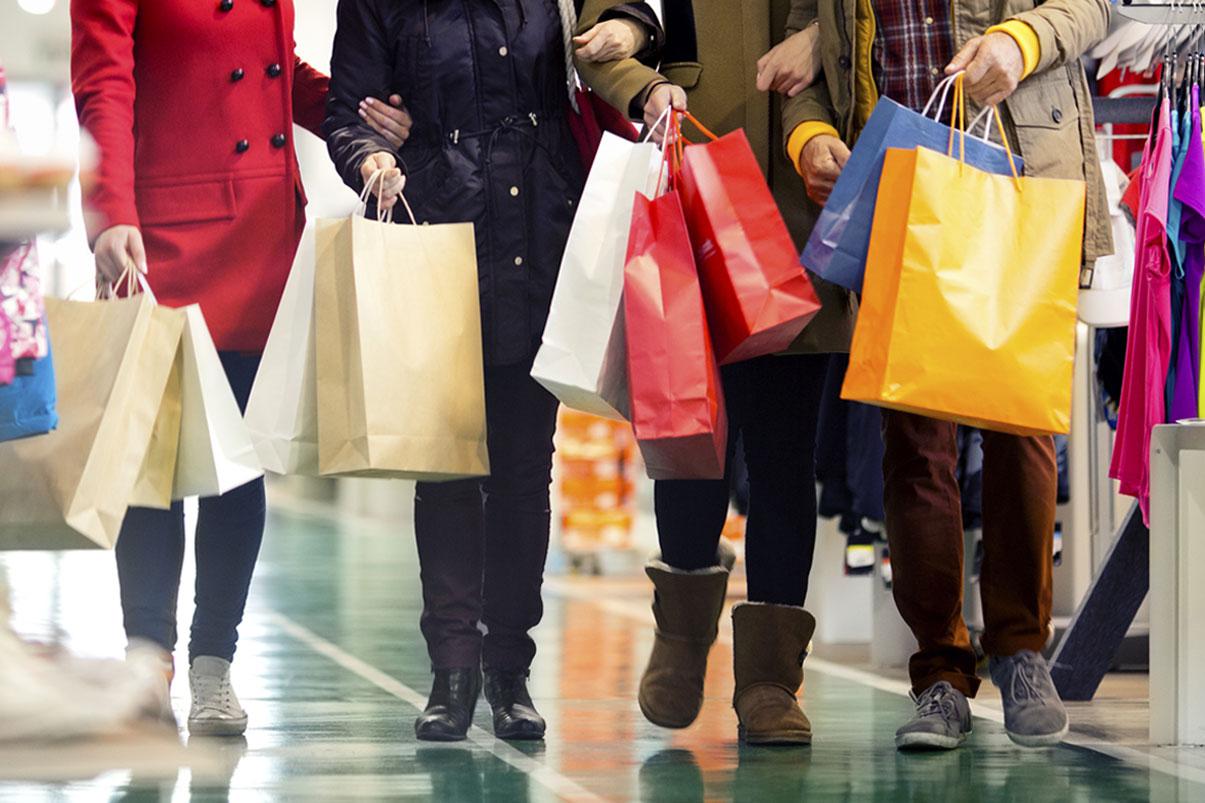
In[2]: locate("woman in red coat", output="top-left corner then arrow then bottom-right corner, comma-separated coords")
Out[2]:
71,0 -> 408,736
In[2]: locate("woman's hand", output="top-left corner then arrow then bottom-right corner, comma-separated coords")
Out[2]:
643,82 -> 687,142
756,23 -> 822,97
360,95 -> 413,149
360,152 -> 406,211
574,19 -> 647,63
93,224 -> 147,285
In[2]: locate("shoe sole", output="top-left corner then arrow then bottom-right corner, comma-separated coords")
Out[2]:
738,724 -> 813,746
188,717 -> 248,738
895,731 -> 968,751
1006,723 -> 1069,748
496,730 -> 546,742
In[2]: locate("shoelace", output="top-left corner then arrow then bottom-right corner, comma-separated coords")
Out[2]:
192,675 -> 236,713
916,685 -> 959,721
1007,654 -> 1051,707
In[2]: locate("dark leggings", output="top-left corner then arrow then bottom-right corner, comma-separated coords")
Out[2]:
654,354 -> 829,606
116,352 -> 265,663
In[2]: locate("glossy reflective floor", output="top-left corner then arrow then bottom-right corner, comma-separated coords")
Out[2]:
2,500 -> 1204,801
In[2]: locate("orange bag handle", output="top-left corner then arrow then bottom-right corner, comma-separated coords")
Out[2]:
946,74 -> 1021,187
678,110 -> 720,142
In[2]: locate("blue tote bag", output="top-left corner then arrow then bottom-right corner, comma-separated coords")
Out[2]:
801,79 -> 1024,293
0,336 -> 57,443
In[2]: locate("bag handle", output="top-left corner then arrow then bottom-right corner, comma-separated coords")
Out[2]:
96,264 -> 156,304
946,74 -> 1021,186
921,73 -> 961,122
358,168 -> 419,226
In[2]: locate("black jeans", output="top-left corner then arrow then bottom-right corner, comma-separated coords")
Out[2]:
414,362 -> 559,671
654,354 -> 829,606
116,352 -> 265,663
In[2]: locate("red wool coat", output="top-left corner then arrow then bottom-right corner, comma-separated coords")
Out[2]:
71,0 -> 328,350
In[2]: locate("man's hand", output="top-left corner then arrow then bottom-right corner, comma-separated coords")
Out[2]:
360,152 -> 405,211
946,33 -> 1025,107
799,134 -> 850,206
643,83 -> 687,142
756,23 -> 822,97
574,19 -> 647,63
94,224 -> 147,285
360,95 -> 413,149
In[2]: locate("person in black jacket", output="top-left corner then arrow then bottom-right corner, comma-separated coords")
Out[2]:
324,0 -> 659,744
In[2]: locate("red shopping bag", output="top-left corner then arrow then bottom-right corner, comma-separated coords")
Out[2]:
677,113 -> 821,364
623,188 -> 727,480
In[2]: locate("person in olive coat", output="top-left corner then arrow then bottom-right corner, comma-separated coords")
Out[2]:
324,0 -> 648,744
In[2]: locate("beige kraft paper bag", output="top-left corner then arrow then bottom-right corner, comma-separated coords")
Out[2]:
128,338 -> 183,509
0,293 -> 184,549
315,182 -> 489,480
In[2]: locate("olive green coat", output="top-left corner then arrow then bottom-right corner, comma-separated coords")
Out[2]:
576,0 -> 856,355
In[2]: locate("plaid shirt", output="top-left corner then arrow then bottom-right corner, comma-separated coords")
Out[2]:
873,1 -> 956,114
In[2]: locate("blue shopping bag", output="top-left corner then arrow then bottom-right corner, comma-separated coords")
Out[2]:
0,335 -> 57,443
801,94 -> 1024,293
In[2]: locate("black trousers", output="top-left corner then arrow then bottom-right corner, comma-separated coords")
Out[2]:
654,354 -> 829,606
414,362 -> 559,671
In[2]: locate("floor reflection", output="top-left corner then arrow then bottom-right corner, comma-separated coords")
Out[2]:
0,507 -> 1202,801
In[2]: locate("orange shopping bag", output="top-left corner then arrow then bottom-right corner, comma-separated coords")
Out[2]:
842,78 -> 1085,436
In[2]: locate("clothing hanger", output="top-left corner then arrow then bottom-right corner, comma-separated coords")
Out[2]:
1119,0 -> 1205,26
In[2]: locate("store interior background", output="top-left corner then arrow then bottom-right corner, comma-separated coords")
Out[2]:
3,0 -> 1194,799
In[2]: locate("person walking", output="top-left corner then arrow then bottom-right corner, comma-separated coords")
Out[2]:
576,0 -> 856,745
785,0 -> 1110,750
71,0 -> 408,736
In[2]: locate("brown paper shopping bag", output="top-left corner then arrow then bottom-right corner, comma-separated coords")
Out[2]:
128,338 -> 183,509
315,183 -> 489,480
0,292 -> 184,549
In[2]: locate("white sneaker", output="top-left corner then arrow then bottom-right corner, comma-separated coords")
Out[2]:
188,656 -> 248,737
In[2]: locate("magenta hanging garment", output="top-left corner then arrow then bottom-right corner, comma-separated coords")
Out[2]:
1172,86 -> 1205,421
1110,98 -> 1175,524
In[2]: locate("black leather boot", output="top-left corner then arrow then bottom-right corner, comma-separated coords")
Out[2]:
483,669 -> 546,741
415,668 -> 482,742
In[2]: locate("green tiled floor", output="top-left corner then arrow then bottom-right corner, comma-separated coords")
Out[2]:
1,505 -> 1202,801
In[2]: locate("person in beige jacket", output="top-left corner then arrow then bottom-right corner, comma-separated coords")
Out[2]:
783,0 -> 1109,751
576,0 -> 854,747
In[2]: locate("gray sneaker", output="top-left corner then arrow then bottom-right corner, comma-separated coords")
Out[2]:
189,657 -> 248,737
990,650 -> 1069,747
895,681 -> 973,751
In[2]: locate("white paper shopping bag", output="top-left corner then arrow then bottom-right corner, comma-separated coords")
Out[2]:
531,132 -> 662,420
245,222 -> 319,475
173,305 -> 264,497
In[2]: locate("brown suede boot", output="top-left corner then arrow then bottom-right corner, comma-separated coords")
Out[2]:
732,602 -> 816,745
638,542 -> 736,729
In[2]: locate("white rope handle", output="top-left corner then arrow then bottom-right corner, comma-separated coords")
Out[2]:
921,72 -> 962,121
557,0 -> 581,112
359,167 -> 418,226
642,105 -> 675,144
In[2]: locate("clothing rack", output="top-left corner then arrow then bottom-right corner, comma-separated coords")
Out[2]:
1117,1 -> 1205,26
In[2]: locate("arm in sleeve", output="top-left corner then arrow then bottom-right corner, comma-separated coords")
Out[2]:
70,0 -> 139,242
1000,0 -> 1108,76
322,0 -> 397,194
598,2 -> 665,65
575,0 -> 664,117
781,0 -> 840,176
293,56 -> 330,138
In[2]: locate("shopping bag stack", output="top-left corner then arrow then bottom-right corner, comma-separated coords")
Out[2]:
802,76 -> 1025,293
842,77 -> 1085,436
0,274 -> 263,550
531,132 -> 664,420
623,128 -> 728,480
246,176 -> 489,481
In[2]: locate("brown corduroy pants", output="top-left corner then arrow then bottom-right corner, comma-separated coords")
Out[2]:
882,411 -> 1056,698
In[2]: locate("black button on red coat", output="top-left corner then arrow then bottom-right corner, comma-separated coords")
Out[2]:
231,68 -> 245,82
236,139 -> 250,153
271,133 -> 286,148
219,0 -> 233,11
267,63 -> 282,78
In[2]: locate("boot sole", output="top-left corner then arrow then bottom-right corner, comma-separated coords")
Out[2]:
1006,723 -> 1069,748
415,729 -> 469,742
188,716 -> 248,738
738,724 -> 812,746
638,694 -> 698,730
